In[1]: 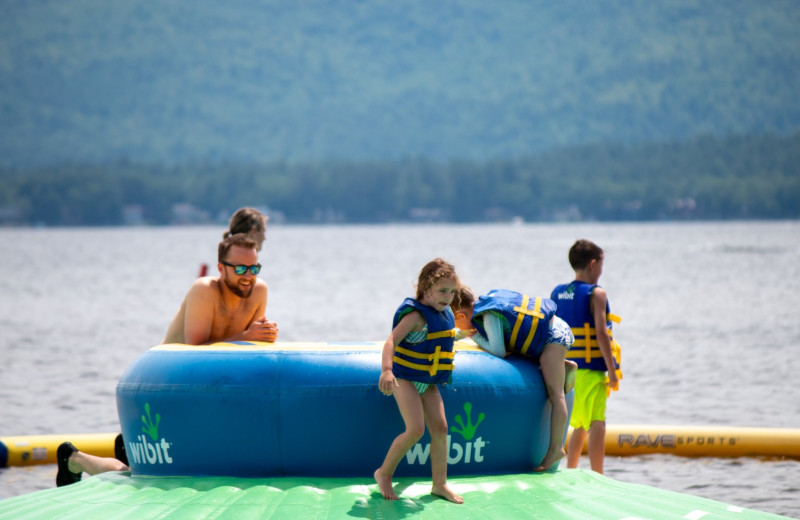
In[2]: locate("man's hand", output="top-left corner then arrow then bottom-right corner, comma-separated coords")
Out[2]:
245,317 -> 279,342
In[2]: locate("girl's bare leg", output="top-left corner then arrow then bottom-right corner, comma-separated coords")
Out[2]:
534,343 -> 568,472
421,386 -> 463,504
374,380 -> 425,500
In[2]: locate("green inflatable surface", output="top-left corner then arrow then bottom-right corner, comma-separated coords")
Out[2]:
0,469 -> 790,520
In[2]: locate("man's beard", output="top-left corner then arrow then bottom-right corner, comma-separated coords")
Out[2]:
225,277 -> 254,298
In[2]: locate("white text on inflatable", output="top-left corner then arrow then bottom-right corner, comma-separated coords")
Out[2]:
127,434 -> 174,465
405,435 -> 485,466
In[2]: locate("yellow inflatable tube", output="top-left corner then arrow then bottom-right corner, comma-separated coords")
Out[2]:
4,425 -> 798,467
569,425 -> 800,458
0,433 -> 117,467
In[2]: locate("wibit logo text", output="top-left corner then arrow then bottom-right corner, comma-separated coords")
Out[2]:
127,403 -> 174,465
555,285 -> 576,300
405,402 -> 486,466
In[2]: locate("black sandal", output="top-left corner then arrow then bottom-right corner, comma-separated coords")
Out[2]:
55,442 -> 82,487
114,433 -> 128,466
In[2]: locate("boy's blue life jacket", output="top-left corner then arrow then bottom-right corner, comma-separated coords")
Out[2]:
391,298 -> 456,385
550,281 -> 621,372
471,289 -> 557,358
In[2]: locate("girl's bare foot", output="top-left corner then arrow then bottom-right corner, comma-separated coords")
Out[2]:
374,469 -> 398,500
534,447 -> 566,472
431,483 -> 464,504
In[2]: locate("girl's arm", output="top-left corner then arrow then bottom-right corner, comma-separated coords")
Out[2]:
379,310 -> 424,394
472,312 -> 507,358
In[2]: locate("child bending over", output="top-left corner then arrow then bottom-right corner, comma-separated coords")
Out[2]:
454,286 -> 576,472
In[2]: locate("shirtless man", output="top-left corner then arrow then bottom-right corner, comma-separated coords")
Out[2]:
163,233 -> 278,345
57,234 -> 278,486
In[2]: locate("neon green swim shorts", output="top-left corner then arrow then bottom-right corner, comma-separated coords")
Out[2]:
569,369 -> 608,429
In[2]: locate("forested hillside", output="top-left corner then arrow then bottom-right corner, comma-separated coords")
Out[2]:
2,1 -> 800,167
2,132 -> 797,225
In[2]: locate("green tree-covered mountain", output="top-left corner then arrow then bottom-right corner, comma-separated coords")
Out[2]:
2,132 -> 797,225
2,0 -> 799,167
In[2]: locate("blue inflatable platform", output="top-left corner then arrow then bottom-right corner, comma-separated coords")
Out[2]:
116,341 -> 571,478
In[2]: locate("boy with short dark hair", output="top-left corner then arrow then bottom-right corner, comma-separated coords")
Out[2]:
551,239 -> 621,474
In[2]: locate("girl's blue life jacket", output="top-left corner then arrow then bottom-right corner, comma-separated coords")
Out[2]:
391,298 -> 456,385
471,289 -> 557,358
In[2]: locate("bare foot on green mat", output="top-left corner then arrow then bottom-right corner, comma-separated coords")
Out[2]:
374,469 -> 398,500
432,484 -> 464,504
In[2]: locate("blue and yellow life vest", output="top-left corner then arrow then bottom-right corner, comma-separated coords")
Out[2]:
550,281 -> 621,372
391,298 -> 456,385
471,289 -> 557,359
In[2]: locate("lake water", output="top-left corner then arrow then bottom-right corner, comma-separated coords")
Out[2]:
0,222 -> 798,517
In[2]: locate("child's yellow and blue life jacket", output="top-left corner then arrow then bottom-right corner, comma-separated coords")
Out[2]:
391,298 -> 456,385
550,281 -> 621,372
471,289 -> 557,359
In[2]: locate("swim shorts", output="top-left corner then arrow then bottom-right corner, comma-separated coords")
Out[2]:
569,369 -> 608,429
546,316 -> 575,349
400,328 -> 434,394
412,381 -> 431,394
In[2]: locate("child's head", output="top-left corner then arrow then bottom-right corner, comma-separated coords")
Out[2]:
453,286 -> 475,330
415,258 -> 460,311
568,239 -> 604,280
225,207 -> 268,250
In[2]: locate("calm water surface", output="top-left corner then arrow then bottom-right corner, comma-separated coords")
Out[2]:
0,222 -> 798,517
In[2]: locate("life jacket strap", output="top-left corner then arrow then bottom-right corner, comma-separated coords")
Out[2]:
509,295 -> 544,355
607,339 -> 624,395
567,321 -> 623,370
393,345 -> 454,376
571,311 -> 621,362
427,329 -> 456,340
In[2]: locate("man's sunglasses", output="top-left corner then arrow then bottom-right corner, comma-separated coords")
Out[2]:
221,261 -> 262,275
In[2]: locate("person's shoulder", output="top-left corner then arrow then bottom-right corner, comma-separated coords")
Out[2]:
187,276 -> 220,295
592,285 -> 609,302
253,277 -> 268,293
192,275 -> 219,287
397,306 -> 425,325
394,297 -> 422,315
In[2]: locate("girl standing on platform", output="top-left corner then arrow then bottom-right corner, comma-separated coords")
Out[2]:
374,258 -> 464,504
